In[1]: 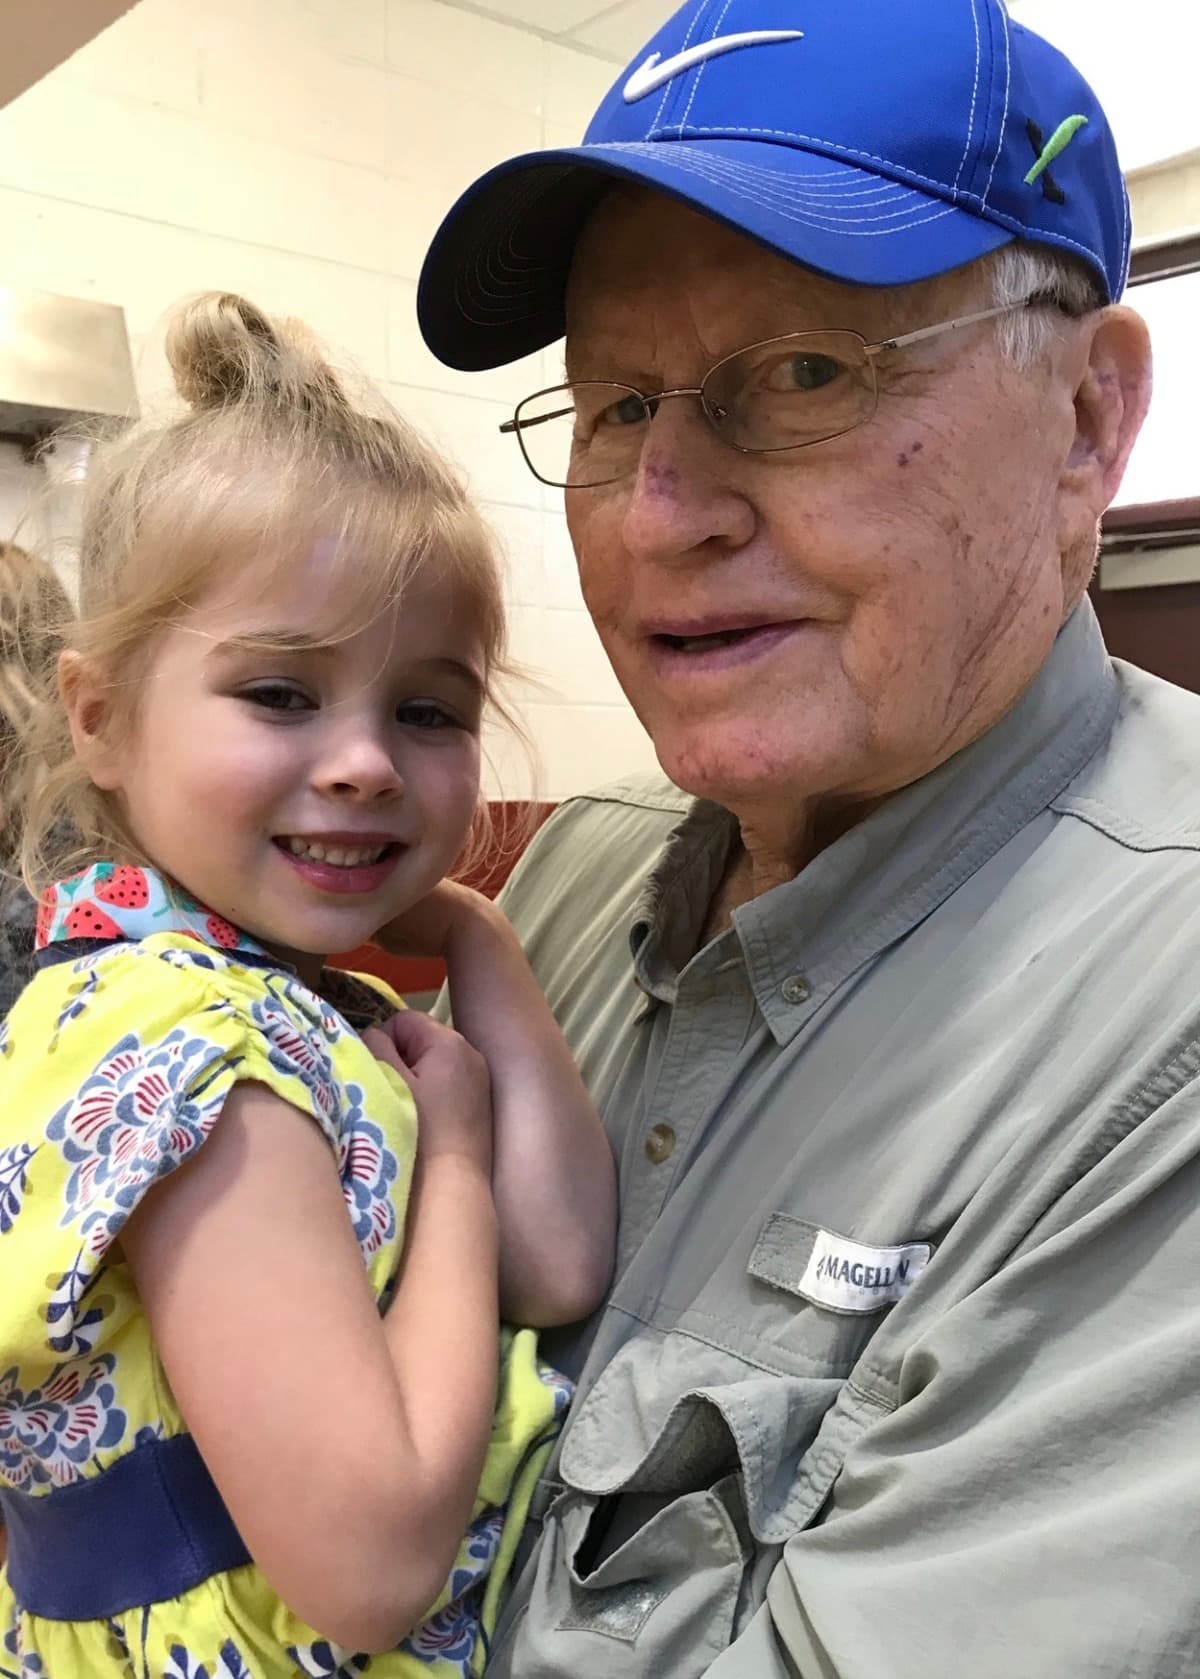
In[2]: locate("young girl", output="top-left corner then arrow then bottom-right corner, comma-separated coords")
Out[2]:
0,294 -> 615,1678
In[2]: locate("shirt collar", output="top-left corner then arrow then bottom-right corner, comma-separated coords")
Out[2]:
39,863 -> 273,959
630,600 -> 1119,1039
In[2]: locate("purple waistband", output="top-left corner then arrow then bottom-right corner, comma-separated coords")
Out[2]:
1,1432 -> 251,1620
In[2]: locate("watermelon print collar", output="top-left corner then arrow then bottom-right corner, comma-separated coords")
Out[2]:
38,863 -> 272,959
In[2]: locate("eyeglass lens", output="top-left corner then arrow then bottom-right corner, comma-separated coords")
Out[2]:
511,331 -> 878,488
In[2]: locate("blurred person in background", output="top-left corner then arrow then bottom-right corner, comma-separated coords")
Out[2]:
0,539 -> 70,1022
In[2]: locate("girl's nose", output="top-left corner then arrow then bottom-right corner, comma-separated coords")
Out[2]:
313,728 -> 404,801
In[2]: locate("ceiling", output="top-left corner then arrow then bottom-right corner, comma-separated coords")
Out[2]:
0,0 -> 140,110
449,1 -> 676,60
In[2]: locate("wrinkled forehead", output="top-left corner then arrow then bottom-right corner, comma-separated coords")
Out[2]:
563,184 -> 987,374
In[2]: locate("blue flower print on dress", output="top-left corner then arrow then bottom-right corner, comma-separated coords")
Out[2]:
0,1624 -> 43,1679
537,1361 -> 575,1422
249,991 -> 339,1131
400,1510 -> 504,1675
46,966 -> 103,1052
0,1618 -> 20,1679
43,1251 -> 113,1357
0,1354 -> 126,1488
47,1027 -> 238,1258
163,1639 -> 256,1679
285,1640 -> 370,1678
337,1088 -> 400,1261
0,1141 -> 37,1235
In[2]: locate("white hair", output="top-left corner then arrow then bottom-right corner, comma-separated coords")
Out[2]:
986,241 -> 1105,368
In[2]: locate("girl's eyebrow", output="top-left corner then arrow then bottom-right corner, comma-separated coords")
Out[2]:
424,654 -> 485,700
205,637 -> 485,698
206,629 -> 334,659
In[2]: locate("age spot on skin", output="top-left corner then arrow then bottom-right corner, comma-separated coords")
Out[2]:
643,463 -> 681,495
897,442 -> 924,469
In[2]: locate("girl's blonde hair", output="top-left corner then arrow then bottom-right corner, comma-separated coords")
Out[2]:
0,541 -> 72,867
19,292 -> 514,894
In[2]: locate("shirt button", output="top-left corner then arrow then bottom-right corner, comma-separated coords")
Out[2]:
644,1123 -> 676,1164
781,974 -> 810,1005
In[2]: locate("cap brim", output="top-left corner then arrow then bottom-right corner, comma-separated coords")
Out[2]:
418,138 -> 1015,372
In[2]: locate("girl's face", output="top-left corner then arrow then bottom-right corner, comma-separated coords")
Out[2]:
81,542 -> 486,984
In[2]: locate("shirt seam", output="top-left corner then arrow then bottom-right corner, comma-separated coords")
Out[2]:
1049,795 -> 1200,855
606,1300 -> 860,1383
557,789 -> 692,819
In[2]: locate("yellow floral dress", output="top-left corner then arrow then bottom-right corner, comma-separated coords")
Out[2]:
0,864 -> 569,1679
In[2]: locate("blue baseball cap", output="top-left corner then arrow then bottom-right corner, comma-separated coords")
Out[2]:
418,0 -> 1129,371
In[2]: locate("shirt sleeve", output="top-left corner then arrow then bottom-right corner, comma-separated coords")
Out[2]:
3,944 -> 352,1368
709,1071 -> 1200,1679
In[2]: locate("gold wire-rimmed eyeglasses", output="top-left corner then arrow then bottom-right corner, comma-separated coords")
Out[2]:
499,293 -> 1061,489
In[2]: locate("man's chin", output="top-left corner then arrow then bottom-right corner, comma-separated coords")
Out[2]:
651,711 -> 866,809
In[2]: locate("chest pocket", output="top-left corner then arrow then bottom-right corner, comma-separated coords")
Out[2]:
500,1215 -> 918,1679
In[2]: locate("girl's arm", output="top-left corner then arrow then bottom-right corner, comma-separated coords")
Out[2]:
121,1022 -> 497,1656
378,882 -> 616,1328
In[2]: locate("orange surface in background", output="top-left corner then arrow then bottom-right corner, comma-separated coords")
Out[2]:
330,802 -> 555,998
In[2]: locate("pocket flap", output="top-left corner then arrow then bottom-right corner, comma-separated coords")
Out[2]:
748,1212 -> 931,1315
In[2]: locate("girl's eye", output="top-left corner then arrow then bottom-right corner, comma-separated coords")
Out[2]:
241,683 -> 312,713
397,701 -> 458,731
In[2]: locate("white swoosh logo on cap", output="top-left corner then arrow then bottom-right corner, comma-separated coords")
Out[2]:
622,29 -> 804,104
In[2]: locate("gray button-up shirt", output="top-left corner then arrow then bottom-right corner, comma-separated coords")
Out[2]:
488,601 -> 1200,1679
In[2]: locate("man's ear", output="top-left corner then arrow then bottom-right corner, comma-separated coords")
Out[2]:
1056,304 -> 1152,559
59,649 -> 124,792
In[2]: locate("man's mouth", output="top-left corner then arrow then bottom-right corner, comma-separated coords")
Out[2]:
649,619 -> 803,661
656,626 -> 771,653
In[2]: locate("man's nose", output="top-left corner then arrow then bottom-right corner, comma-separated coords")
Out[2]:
618,399 -> 755,565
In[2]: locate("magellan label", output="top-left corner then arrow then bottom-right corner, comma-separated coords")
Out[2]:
798,1228 -> 931,1314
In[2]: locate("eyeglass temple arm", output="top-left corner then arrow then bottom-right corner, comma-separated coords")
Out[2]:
867,293 -> 1056,358
499,403 -> 578,436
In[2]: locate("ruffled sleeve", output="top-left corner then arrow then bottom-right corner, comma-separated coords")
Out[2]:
1,938 -> 411,1371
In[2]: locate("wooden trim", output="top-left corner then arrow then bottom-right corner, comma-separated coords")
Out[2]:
1104,245 -> 1200,536
1128,232 -> 1200,285
1103,497 -> 1200,538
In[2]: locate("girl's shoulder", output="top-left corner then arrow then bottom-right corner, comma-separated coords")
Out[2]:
2,934 -> 399,1143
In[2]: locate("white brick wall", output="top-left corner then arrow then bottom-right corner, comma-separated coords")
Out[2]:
0,0 -> 657,799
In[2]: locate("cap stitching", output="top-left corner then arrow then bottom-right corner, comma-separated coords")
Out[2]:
678,0 -> 734,137
953,0 -> 983,192
666,123 -> 992,199
610,147 -> 939,218
1120,171 -> 1131,286
980,0 -> 1011,207
653,0 -> 710,132
573,139 -> 1109,268
618,153 -> 959,233
606,141 -> 942,200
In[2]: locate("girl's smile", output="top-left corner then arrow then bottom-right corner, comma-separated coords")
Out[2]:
274,831 -> 407,894
76,545 -> 486,986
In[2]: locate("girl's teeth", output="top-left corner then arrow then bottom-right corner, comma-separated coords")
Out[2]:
284,838 -> 387,866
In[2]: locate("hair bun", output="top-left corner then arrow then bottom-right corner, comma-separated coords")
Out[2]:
165,292 -> 286,411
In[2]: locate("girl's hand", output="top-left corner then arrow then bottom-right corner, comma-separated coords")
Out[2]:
364,1012 -> 493,1174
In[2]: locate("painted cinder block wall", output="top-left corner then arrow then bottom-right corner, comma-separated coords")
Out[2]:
0,0 -> 660,799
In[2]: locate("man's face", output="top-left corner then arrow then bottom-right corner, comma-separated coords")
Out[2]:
563,192 -> 1092,817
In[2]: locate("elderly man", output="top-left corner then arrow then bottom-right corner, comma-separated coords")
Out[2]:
415,1 -> 1192,1674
